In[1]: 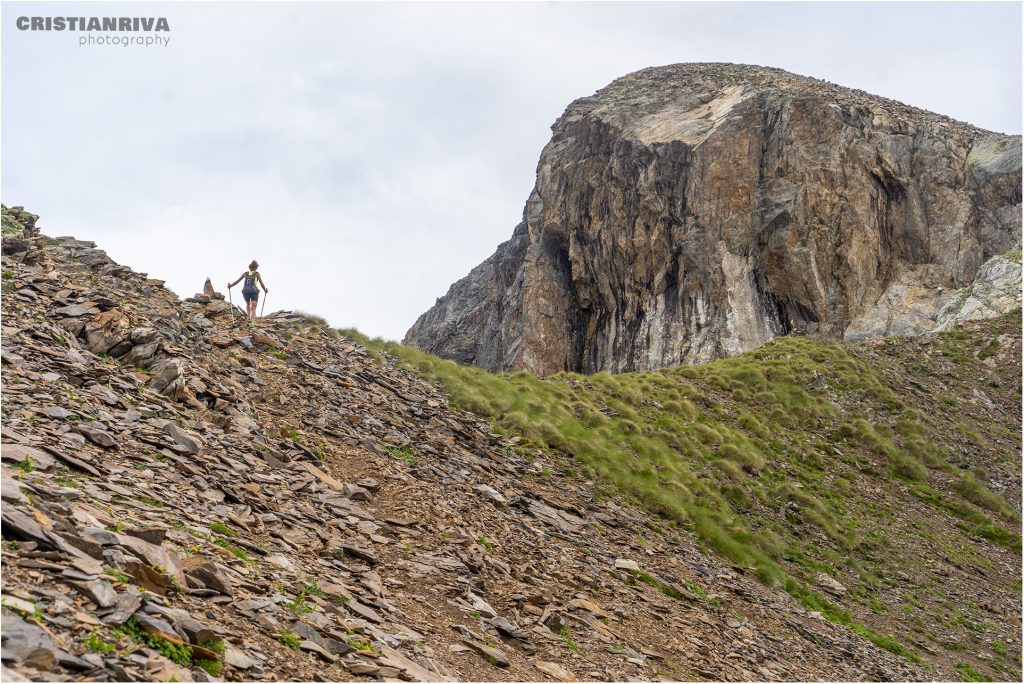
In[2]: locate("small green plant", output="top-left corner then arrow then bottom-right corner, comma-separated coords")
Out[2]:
209,522 -> 237,537
294,310 -> 328,326
213,538 -> 256,565
385,444 -> 418,464
194,659 -> 223,677
104,568 -> 133,584
557,626 -> 578,652
84,630 -> 116,654
955,662 -> 993,682
303,582 -> 326,598
682,580 -> 720,605
137,495 -> 164,508
280,631 -> 302,649
468,610 -> 481,619
17,458 -> 35,473
283,591 -> 314,614
628,568 -> 687,601
350,638 -> 376,653
194,639 -> 225,675
477,535 -> 494,551
115,616 -> 192,665
54,474 -> 80,489
200,639 -> 225,654
402,543 -> 413,554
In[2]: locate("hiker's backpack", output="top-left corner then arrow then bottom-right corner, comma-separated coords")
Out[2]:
243,271 -> 257,290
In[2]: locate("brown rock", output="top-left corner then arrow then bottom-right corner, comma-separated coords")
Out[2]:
535,660 -> 577,681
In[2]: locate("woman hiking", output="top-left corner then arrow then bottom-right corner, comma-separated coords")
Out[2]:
228,260 -> 269,324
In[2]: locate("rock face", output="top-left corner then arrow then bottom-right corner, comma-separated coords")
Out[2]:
933,252 -> 1023,331
404,63 -> 1022,374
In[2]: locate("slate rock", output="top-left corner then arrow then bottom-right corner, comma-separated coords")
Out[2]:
69,578 -> 117,608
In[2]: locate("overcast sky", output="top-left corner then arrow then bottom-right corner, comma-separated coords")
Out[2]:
3,1 -> 1021,340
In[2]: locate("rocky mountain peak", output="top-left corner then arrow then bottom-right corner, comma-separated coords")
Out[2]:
567,63 -> 1006,140
404,64 -> 1021,375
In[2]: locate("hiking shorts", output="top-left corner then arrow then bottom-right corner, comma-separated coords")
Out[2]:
242,288 -> 259,303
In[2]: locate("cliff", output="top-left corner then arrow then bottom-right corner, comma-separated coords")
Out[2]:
404,63 -> 1022,374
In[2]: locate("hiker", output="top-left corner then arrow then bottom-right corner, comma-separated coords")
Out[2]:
228,260 -> 268,324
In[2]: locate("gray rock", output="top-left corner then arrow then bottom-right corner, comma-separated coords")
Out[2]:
461,639 -> 509,667
224,646 -> 262,669
70,578 -> 117,608
73,424 -> 116,448
182,559 -> 234,597
934,254 -> 1022,331
149,359 -> 185,398
339,544 -> 379,566
205,300 -> 233,317
1,478 -> 28,504
0,443 -> 57,470
467,593 -> 497,619
100,589 -> 143,625
475,484 -> 507,508
162,422 -> 203,454
40,406 -> 72,419
0,611 -> 58,666
343,483 -> 372,501
176,616 -> 217,645
123,341 -> 160,367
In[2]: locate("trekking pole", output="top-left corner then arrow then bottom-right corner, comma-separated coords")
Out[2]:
260,292 -> 267,319
227,285 -> 237,322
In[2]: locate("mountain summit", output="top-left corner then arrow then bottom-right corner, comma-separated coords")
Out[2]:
404,63 -> 1022,374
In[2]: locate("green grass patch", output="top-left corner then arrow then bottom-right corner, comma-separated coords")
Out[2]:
115,616 -> 193,666
209,521 -> 237,537
956,662 -> 993,682
385,444 -> 418,464
627,568 -> 690,602
213,538 -> 256,565
54,474 -> 80,489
